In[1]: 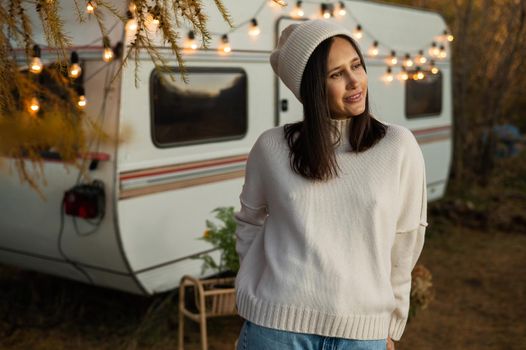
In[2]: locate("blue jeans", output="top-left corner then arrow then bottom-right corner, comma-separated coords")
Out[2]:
237,320 -> 387,350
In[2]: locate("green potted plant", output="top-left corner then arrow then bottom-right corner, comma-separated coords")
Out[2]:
195,206 -> 239,278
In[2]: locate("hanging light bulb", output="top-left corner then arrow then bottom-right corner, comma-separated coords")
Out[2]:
146,7 -> 160,32
429,42 -> 440,57
337,1 -> 346,16
321,4 -> 331,19
128,1 -> 137,14
368,41 -> 379,57
219,34 -> 231,54
438,45 -> 447,59
77,87 -> 87,110
415,49 -> 427,65
68,51 -> 82,79
102,36 -> 114,62
402,53 -> 414,68
430,60 -> 439,75
382,67 -> 394,83
386,50 -> 397,66
290,1 -> 304,17
442,29 -> 454,42
352,25 -> 363,40
86,1 -> 96,14
28,97 -> 40,115
185,31 -> 198,50
29,45 -> 43,74
249,18 -> 261,37
125,10 -> 137,33
397,67 -> 409,81
412,67 -> 425,80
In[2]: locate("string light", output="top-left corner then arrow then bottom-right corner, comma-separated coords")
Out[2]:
125,10 -> 137,33
438,44 -> 447,59
397,67 -> 409,81
443,29 -> 454,42
386,50 -> 397,66
367,41 -> 379,57
68,51 -> 82,79
352,25 -> 363,40
28,97 -> 40,114
430,60 -> 439,75
102,36 -> 114,62
86,1 -> 96,14
429,42 -> 439,57
29,45 -> 43,74
185,31 -> 198,50
412,67 -> 425,80
77,87 -> 87,110
415,50 -> 427,65
382,67 -> 394,83
219,34 -> 231,54
402,53 -> 414,68
336,1 -> 346,16
321,4 -> 332,19
249,18 -> 261,37
291,1 -> 304,18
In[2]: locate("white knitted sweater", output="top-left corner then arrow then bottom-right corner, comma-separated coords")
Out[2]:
234,118 -> 428,341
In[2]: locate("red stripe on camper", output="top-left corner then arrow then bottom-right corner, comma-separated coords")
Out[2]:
119,155 -> 248,181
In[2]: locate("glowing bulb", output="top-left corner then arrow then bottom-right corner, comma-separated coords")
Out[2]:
103,47 -> 114,62
443,30 -> 454,42
352,25 -> 363,40
146,13 -> 160,32
321,4 -> 331,18
68,63 -> 81,78
249,18 -> 261,37
337,1 -> 346,16
402,53 -> 413,68
412,67 -> 425,80
386,51 -> 397,66
368,41 -> 379,57
28,97 -> 40,114
219,34 -> 231,54
291,1 -> 304,17
415,50 -> 427,65
30,57 -> 43,74
125,11 -> 137,33
184,31 -> 198,51
447,34 -> 454,42
86,1 -> 96,14
382,67 -> 394,83
438,45 -> 447,59
397,67 -> 409,81
77,95 -> 87,109
429,42 -> 439,57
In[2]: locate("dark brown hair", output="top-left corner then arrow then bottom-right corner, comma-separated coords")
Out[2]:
284,35 -> 387,181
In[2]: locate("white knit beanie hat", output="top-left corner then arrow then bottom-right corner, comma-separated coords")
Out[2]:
270,20 -> 355,102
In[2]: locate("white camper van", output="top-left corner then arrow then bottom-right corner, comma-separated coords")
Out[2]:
0,0 -> 452,295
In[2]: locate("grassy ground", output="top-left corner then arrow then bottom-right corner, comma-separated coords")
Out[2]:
1,154 -> 525,350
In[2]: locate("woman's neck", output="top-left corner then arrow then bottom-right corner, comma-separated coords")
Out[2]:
329,117 -> 353,151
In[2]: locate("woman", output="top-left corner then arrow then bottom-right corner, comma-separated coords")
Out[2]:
234,20 -> 428,350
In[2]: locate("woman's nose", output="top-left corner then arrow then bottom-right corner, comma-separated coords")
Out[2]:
346,73 -> 359,89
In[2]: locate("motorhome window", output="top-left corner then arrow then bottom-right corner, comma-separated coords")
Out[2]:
151,68 -> 248,147
405,70 -> 442,118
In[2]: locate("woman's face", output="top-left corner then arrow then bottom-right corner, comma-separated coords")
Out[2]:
326,37 -> 368,119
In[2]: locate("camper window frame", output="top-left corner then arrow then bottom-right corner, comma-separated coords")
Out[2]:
149,66 -> 248,148
404,69 -> 443,119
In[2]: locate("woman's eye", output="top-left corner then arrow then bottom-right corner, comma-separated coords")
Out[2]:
331,72 -> 342,78
353,63 -> 362,69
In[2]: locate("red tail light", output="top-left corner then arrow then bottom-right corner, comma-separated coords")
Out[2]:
63,180 -> 105,219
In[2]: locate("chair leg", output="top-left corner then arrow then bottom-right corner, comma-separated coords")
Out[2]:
178,285 -> 185,350
200,316 -> 208,350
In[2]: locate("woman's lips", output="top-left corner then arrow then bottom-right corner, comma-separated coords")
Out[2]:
344,92 -> 363,103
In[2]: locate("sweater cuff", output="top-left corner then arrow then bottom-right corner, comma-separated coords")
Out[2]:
388,316 -> 407,341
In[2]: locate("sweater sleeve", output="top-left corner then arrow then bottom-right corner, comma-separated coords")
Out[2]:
388,132 -> 428,341
234,136 -> 268,265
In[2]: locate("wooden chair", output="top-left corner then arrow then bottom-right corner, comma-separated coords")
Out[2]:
178,274 -> 237,350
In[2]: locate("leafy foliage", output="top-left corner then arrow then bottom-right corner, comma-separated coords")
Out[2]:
196,207 -> 239,275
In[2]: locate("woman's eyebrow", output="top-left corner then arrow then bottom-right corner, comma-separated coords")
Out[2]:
328,56 -> 361,72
